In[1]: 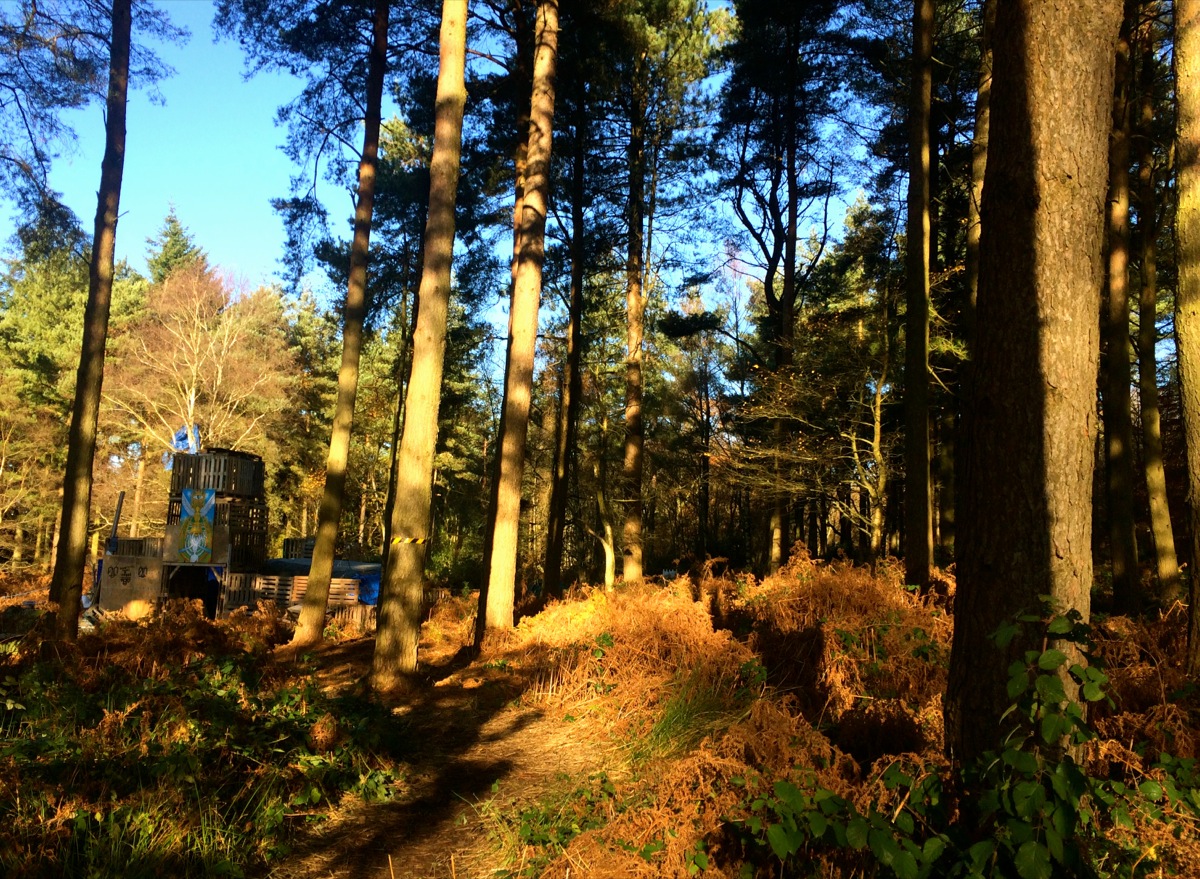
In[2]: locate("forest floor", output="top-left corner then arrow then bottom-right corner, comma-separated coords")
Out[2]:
269,636 -> 620,879
3,557 -> 1200,878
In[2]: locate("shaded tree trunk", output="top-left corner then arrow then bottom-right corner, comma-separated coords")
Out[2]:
478,0 -> 559,638
946,0 -> 1121,761
1175,0 -> 1200,675
543,93 -> 586,599
294,0 -> 389,648
50,0 -> 131,640
904,0 -> 934,590
965,0 -> 995,326
371,0 -> 467,691
1101,0 -> 1141,614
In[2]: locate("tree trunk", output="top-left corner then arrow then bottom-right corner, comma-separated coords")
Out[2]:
595,453 -> 616,591
1175,0 -> 1200,674
965,0 -> 995,326
946,0 -> 1120,761
381,295 -> 417,562
358,483 -> 368,549
371,0 -> 467,691
1102,1 -> 1141,614
1135,30 -> 1180,600
937,408 -> 955,558
904,0 -> 934,591
767,112 -> 803,574
50,0 -> 130,640
478,6 -> 535,618
544,93 -> 586,599
48,504 -> 59,572
478,0 -> 559,638
293,0 -> 389,648
622,80 -> 647,586
870,292 -> 893,561
129,444 -> 145,539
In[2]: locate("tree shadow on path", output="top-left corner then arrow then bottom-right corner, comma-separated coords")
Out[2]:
270,639 -> 606,879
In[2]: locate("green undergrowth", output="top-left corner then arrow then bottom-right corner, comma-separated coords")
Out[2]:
0,605 -> 408,878
481,772 -> 631,879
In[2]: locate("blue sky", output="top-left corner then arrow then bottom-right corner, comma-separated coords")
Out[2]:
4,0 -> 311,288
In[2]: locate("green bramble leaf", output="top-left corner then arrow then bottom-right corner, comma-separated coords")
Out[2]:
1038,649 -> 1068,671
1014,840 -> 1052,879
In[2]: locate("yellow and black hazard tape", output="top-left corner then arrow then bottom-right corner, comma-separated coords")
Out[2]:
391,536 -> 429,545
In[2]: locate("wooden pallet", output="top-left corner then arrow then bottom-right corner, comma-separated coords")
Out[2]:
111,537 -> 164,558
169,451 -> 264,498
282,536 -> 317,559
219,574 -> 361,616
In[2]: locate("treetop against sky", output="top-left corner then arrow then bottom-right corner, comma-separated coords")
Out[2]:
0,1 -> 303,290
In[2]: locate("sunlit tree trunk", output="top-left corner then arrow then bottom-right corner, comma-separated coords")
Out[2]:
478,3 -> 535,617
49,504 -> 59,572
1135,27 -> 1180,599
477,0 -> 559,638
1175,0 -> 1200,674
622,79 -> 647,586
1102,0 -> 1141,614
905,0 -> 934,590
595,452 -> 616,590
129,443 -> 145,539
293,0 -> 389,648
50,0 -> 130,640
946,0 -> 1120,761
370,0 -> 467,691
381,296 -> 416,562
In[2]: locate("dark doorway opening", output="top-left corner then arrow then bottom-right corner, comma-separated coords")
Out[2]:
164,565 -> 220,618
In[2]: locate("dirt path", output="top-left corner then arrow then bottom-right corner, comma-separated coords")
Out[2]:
269,641 -> 615,879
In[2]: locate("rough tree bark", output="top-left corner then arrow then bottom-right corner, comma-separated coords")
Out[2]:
945,0 -> 1121,761
477,0 -> 559,638
1175,0 -> 1200,674
292,0 -> 389,648
50,0 -> 130,640
371,0 -> 467,691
